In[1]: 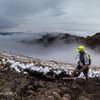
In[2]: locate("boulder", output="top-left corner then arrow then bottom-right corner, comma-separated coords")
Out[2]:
47,95 -> 55,100
79,95 -> 90,100
52,91 -> 61,100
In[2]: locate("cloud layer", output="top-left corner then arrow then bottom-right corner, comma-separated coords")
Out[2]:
0,33 -> 100,65
0,0 -> 100,35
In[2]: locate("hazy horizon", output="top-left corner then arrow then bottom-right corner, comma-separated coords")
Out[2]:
0,33 -> 99,66
0,31 -> 96,37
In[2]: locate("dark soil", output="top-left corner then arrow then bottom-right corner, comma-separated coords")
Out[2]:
0,68 -> 100,100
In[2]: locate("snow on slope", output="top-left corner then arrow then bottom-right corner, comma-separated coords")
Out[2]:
0,50 -> 100,78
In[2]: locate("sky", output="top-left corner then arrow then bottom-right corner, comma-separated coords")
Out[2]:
0,0 -> 100,36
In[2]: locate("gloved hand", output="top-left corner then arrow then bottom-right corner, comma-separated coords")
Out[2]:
76,70 -> 81,75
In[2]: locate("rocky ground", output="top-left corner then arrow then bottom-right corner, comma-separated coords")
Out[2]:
0,51 -> 100,100
0,69 -> 100,100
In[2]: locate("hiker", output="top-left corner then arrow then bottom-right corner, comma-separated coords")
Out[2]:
70,45 -> 91,80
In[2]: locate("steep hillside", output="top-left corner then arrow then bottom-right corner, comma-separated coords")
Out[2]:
0,51 -> 99,100
85,33 -> 100,50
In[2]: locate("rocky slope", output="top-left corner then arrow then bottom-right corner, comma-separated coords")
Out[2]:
0,50 -> 100,100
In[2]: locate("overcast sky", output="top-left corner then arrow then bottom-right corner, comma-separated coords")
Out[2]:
0,0 -> 100,36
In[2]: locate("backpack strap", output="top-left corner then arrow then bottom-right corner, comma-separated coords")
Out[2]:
84,53 -> 91,65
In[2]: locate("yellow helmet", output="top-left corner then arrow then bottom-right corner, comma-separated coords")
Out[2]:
77,45 -> 86,52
